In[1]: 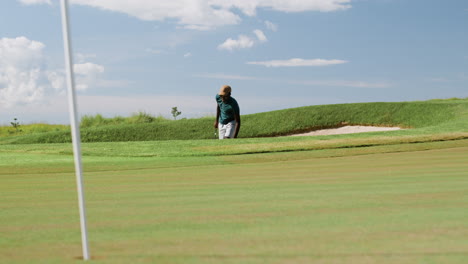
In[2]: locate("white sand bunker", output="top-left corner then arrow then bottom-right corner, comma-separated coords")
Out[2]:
290,125 -> 402,137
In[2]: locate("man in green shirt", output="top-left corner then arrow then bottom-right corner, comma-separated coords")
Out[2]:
214,85 -> 240,139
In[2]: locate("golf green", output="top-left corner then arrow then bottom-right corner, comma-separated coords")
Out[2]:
1,146 -> 467,263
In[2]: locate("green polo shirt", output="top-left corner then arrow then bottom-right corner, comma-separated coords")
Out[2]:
216,94 -> 240,124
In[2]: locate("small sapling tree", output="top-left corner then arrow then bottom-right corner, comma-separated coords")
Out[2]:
171,107 -> 182,120
10,118 -> 22,133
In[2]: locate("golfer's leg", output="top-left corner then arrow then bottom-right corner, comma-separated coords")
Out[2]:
225,121 -> 236,139
218,124 -> 226,139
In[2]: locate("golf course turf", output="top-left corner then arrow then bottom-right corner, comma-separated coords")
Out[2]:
1,99 -> 468,263
1,141 -> 467,263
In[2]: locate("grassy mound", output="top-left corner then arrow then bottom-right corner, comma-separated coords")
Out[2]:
1,98 -> 467,144
0,123 -> 68,137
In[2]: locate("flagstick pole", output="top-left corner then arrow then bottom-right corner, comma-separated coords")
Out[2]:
60,0 -> 90,260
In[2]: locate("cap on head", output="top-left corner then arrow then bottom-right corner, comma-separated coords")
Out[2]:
219,85 -> 232,96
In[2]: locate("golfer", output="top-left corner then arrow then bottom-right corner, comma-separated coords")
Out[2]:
214,85 -> 240,139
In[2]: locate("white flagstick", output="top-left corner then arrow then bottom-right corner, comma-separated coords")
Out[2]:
60,0 -> 90,260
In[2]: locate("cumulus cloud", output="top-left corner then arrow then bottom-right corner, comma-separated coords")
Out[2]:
47,71 -> 65,91
247,58 -> 348,67
67,0 -> 241,31
254,29 -> 268,42
218,29 -> 268,51
20,0 -> 351,30
74,63 -> 105,91
0,37 -> 49,107
0,36 -> 105,108
218,0 -> 352,14
218,35 -> 255,51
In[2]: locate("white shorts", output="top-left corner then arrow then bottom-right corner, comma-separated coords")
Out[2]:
218,120 -> 236,139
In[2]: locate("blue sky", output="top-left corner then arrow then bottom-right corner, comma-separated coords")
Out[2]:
1,0 -> 467,124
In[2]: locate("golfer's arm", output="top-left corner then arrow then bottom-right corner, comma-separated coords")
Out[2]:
234,113 -> 241,138
214,105 -> 220,127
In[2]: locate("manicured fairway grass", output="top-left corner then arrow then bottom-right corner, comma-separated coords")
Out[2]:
1,145 -> 467,263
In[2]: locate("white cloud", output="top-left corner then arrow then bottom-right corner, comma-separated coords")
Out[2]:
247,58 -> 348,67
184,52 -> 192,58
69,0 -> 241,31
18,0 -> 51,5
47,71 -> 65,91
20,0 -> 350,30
74,62 -> 104,75
264,20 -> 278,31
0,36 -> 106,108
218,35 -> 255,51
0,37 -> 48,108
253,29 -> 268,42
210,0 -> 351,16
74,63 -> 105,91
0,36 -> 45,68
218,29 -> 268,51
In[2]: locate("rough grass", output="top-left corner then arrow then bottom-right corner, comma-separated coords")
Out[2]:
2,98 -> 467,144
79,111 -> 169,128
0,123 -> 68,137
